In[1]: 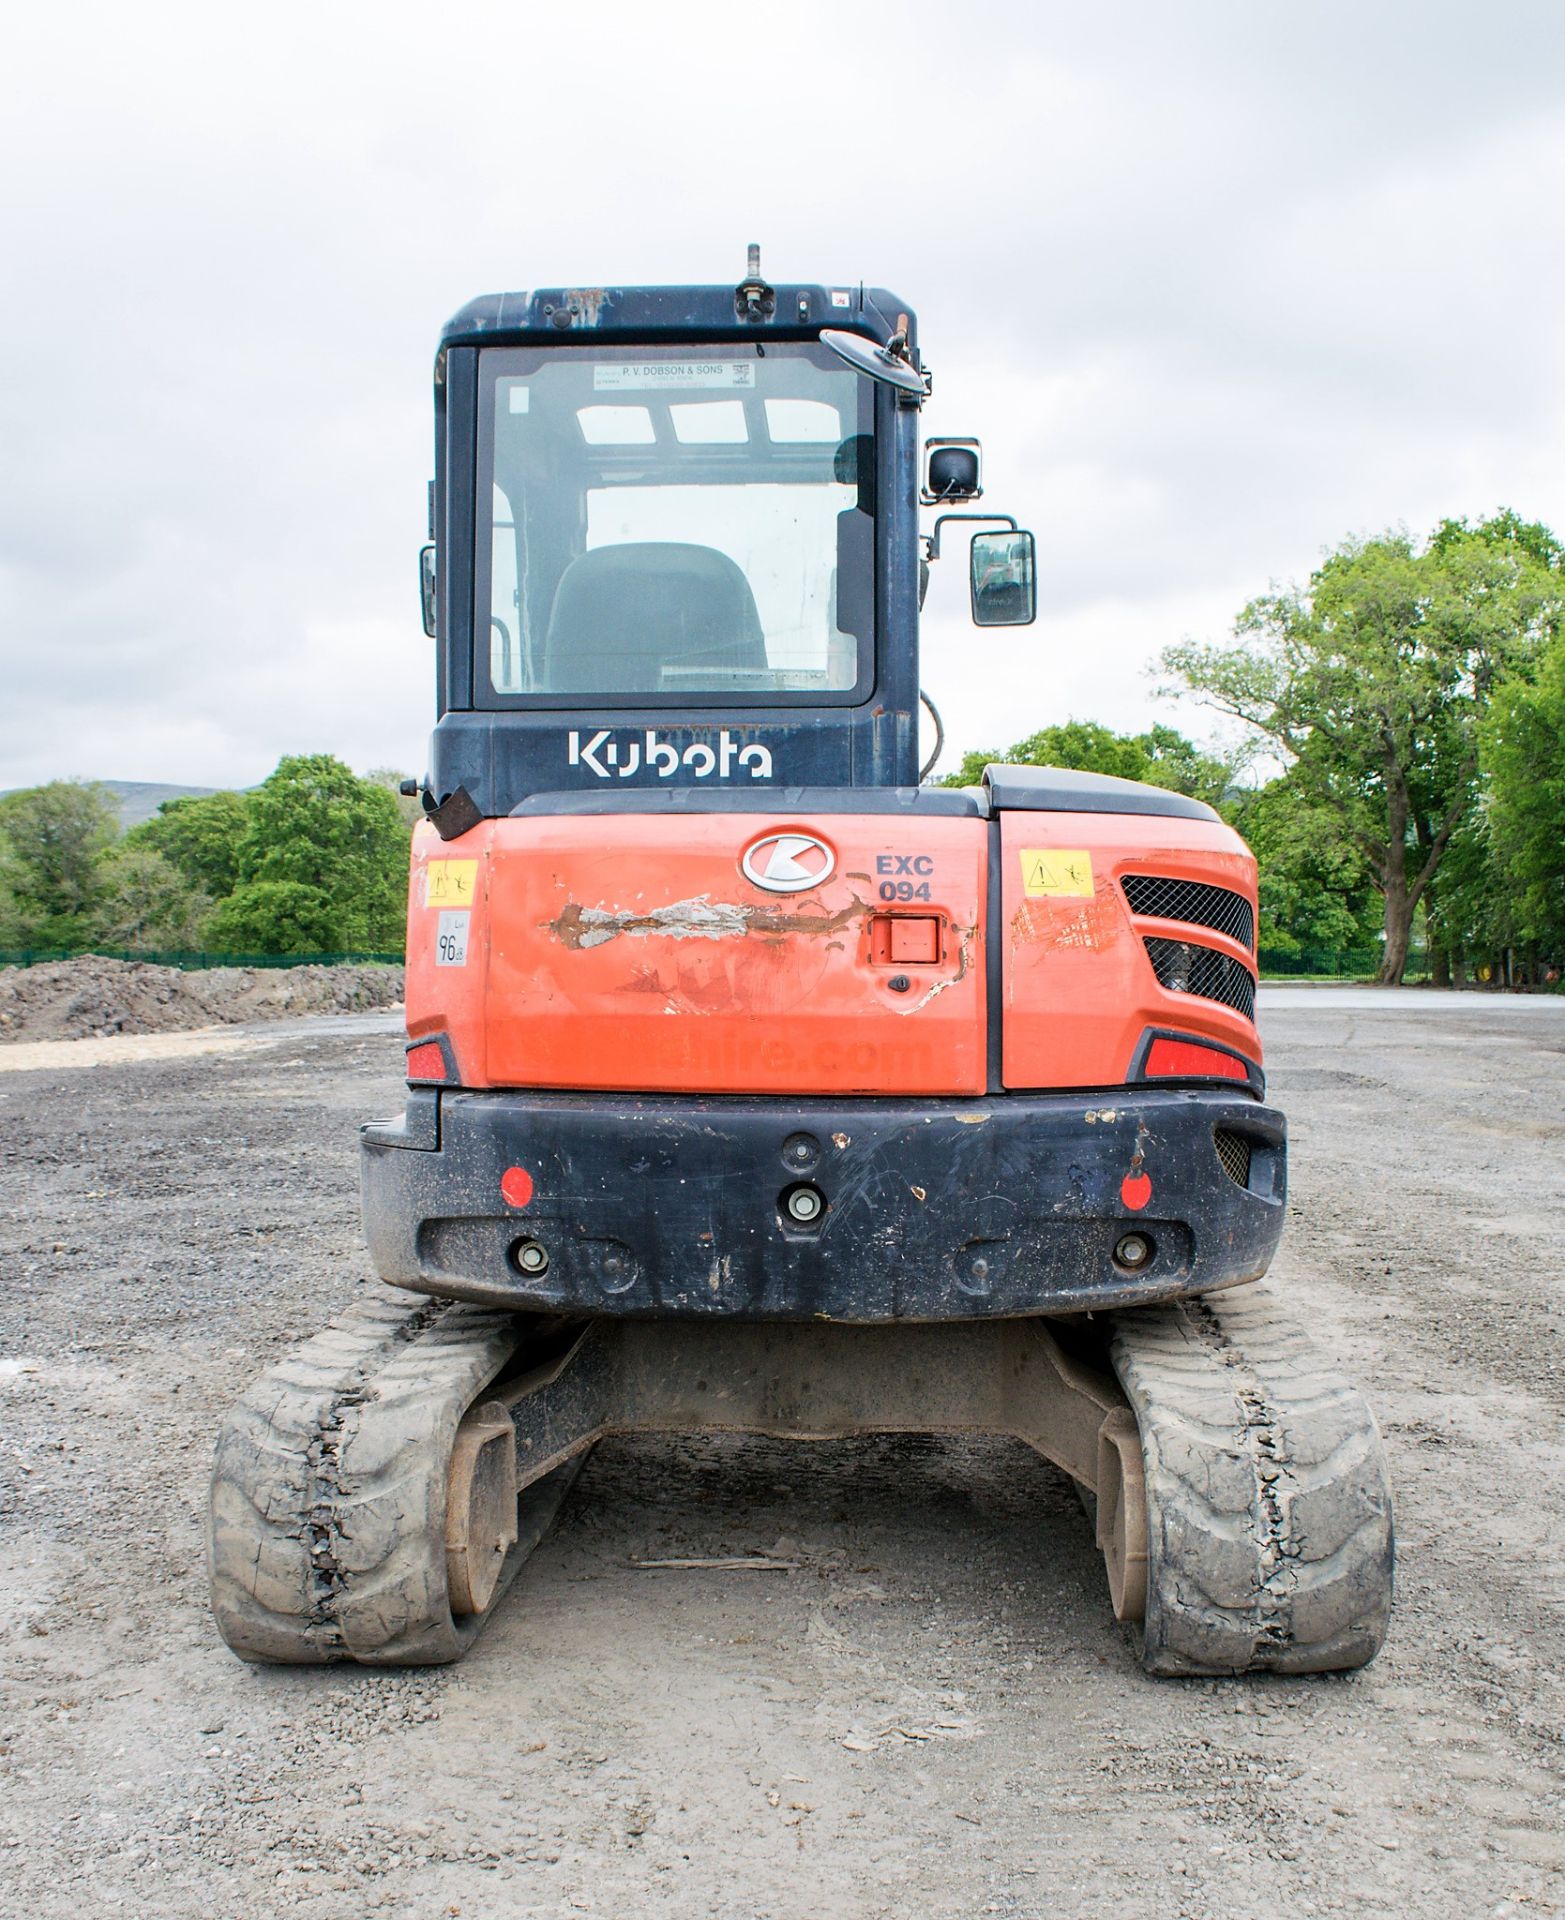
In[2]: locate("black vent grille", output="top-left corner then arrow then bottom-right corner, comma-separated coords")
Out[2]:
1144,937 -> 1257,1021
1122,874 -> 1255,951
1214,1129 -> 1253,1189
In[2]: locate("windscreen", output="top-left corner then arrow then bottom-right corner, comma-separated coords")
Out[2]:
475,342 -> 874,704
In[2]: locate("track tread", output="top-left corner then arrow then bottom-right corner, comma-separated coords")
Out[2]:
207,1284 -> 570,1666
1110,1283 -> 1394,1676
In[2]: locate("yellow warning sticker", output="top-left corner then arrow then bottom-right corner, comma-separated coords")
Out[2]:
424,860 -> 478,908
1018,849 -> 1095,898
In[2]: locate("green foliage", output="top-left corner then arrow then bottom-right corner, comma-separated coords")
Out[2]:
207,879 -> 343,955
126,790 -> 250,897
93,845 -> 213,950
1161,521 -> 1565,980
1480,626 -> 1565,953
1428,507 -> 1565,573
225,755 -> 409,953
0,840 -> 31,947
0,780 -> 120,946
124,755 -> 413,956
943,719 -> 1238,804
1227,778 -> 1379,956
0,756 -> 413,962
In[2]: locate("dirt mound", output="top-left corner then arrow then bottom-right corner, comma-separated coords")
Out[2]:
0,954 -> 404,1043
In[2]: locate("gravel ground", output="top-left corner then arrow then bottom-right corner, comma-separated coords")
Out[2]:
1,994 -> 1562,1919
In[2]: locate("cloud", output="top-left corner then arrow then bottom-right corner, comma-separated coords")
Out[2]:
3,0 -> 1563,784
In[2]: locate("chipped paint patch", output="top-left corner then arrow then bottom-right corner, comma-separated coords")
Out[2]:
551,894 -> 871,951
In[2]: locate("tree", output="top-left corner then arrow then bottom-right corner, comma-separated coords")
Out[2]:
1162,523 -> 1565,983
1227,777 -> 1380,960
1480,626 -> 1565,963
127,790 -> 250,899
230,755 -> 408,952
943,719 -> 1239,804
0,837 -> 32,947
93,845 -> 213,950
0,780 -> 120,948
207,879 -> 342,955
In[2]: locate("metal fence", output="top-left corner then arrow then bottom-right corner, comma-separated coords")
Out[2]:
0,949 -> 404,971
1258,949 -> 1393,980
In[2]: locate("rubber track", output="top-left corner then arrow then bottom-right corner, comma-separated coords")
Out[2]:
207,1285 -> 581,1665
1109,1283 -> 1394,1676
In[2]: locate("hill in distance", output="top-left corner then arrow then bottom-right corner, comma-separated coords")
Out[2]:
0,779 -> 225,829
97,781 -> 222,828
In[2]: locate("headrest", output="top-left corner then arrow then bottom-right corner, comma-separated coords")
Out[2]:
542,542 -> 768,693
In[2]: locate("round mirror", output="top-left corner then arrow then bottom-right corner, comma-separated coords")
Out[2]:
819,328 -> 928,396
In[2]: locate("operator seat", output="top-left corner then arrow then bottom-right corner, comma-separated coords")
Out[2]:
542,542 -> 768,693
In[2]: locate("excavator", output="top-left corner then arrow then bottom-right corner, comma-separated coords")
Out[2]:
208,252 -> 1394,1674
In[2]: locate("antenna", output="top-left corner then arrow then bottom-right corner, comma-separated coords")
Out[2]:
735,242 -> 776,322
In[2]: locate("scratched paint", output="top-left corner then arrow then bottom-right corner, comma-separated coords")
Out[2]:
550,893 -> 873,952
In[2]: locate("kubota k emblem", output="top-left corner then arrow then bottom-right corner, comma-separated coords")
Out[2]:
741,832 -> 835,895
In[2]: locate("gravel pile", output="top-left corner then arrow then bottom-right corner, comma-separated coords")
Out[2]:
0,953 -> 403,1042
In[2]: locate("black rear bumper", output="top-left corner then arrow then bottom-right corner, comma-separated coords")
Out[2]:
360,1086 -> 1286,1321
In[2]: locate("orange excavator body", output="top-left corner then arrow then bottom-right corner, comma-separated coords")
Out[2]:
404,810 -> 1259,1099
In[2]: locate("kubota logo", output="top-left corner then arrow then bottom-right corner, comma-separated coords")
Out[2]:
741,832 -> 836,894
568,728 -> 774,781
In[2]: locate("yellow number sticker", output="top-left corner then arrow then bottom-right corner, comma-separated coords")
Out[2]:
424,859 -> 478,908
1018,849 -> 1094,898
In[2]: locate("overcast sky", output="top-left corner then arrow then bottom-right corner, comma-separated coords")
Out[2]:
3,0 -> 1564,789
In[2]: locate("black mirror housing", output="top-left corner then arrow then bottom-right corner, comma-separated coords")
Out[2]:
970,529 -> 1036,626
419,545 -> 437,638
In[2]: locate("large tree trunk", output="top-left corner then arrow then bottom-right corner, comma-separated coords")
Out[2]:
1378,884 -> 1414,984
1377,778 -> 1412,985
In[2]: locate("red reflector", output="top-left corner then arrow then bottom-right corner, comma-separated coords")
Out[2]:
1121,1171 -> 1152,1211
405,1041 -> 448,1083
1145,1037 -> 1249,1082
500,1166 -> 534,1209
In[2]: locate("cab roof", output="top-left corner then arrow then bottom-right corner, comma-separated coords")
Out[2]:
441,283 -> 915,351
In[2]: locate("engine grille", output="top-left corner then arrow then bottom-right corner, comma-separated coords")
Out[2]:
1122,873 -> 1255,951
1213,1128 -> 1253,1189
1143,936 -> 1257,1021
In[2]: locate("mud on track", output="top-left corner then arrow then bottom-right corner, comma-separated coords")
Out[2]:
0,994 -> 1562,1919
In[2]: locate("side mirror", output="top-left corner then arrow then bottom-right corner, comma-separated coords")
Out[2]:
419,544 -> 437,638
970,529 -> 1037,626
818,327 -> 928,397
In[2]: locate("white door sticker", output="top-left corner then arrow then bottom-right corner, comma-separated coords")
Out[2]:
593,362 -> 755,392
435,910 -> 470,967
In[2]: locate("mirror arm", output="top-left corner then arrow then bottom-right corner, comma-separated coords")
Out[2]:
923,511 -> 1017,564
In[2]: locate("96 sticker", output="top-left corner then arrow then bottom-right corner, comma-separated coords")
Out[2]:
435,910 -> 470,967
